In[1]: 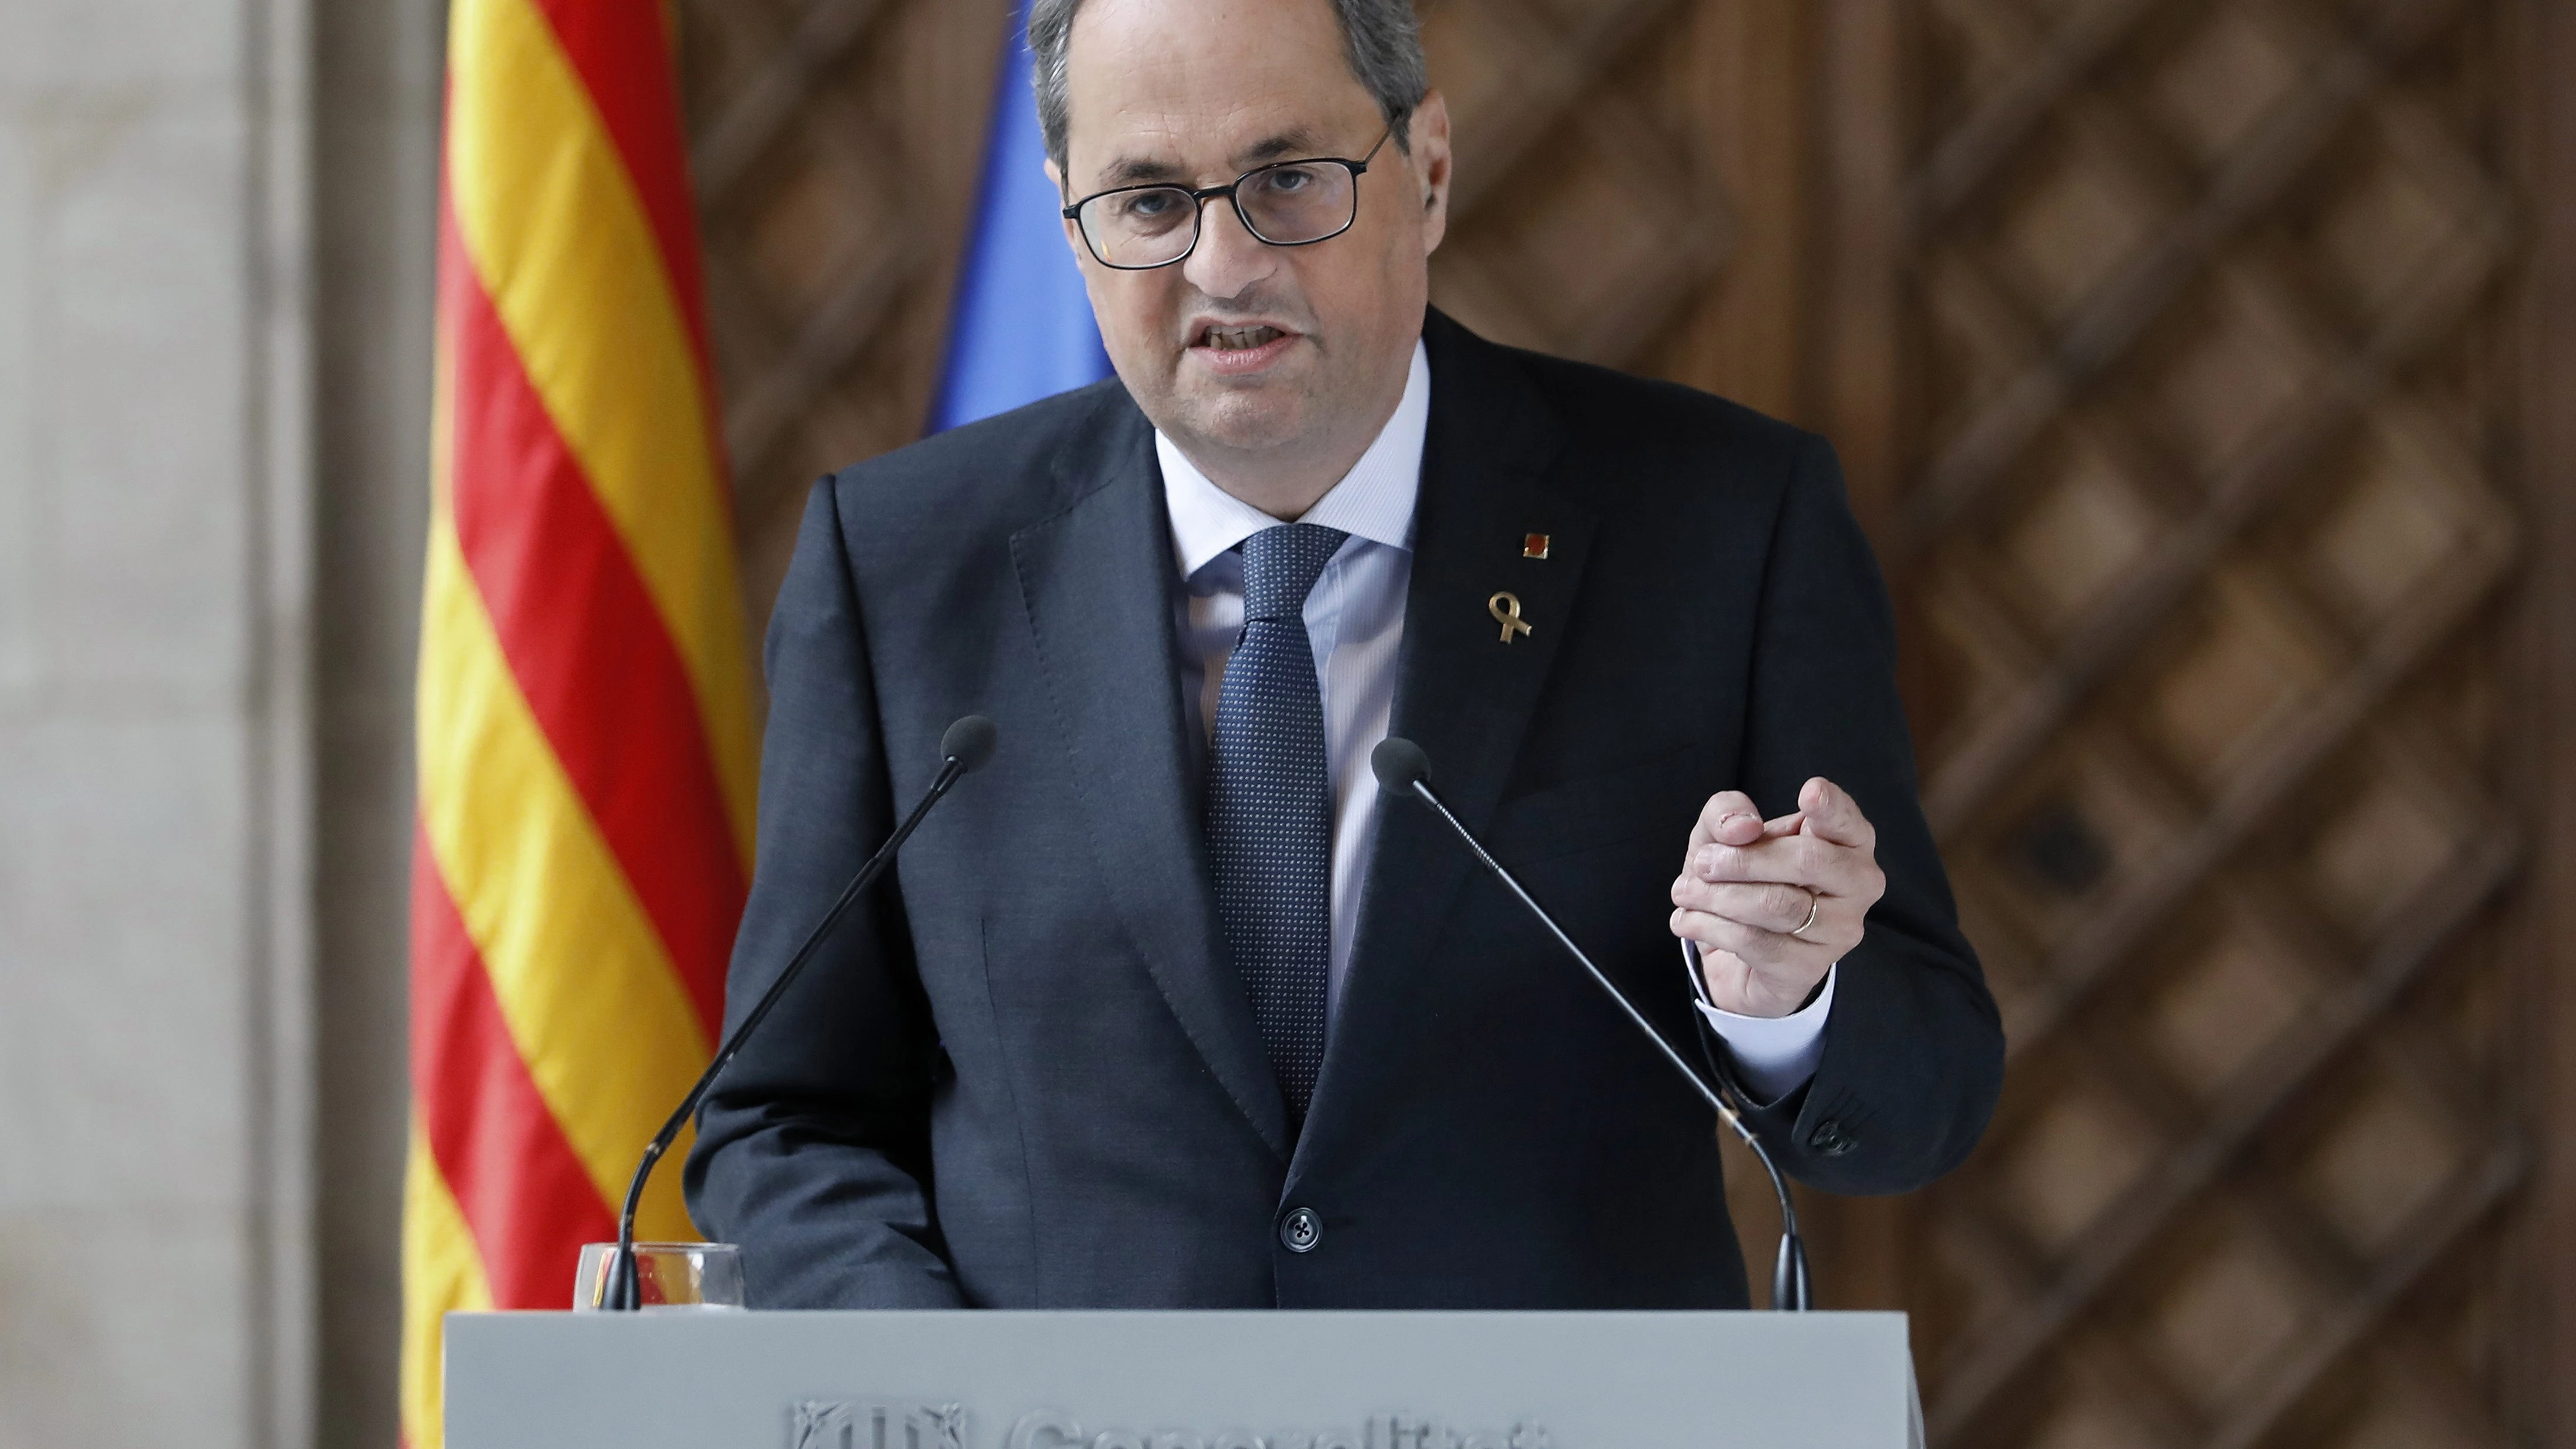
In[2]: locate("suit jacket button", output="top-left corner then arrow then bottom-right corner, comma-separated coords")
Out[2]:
1280,1206 -> 1323,1253
1809,1119 -> 1855,1156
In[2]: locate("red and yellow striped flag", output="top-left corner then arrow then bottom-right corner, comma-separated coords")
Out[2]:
403,1 -> 756,1444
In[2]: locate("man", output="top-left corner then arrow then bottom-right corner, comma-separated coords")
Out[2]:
685,0 -> 2003,1309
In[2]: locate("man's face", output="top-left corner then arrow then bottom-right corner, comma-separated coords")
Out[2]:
1050,0 -> 1450,463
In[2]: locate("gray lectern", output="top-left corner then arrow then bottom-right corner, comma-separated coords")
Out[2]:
446,1309 -> 1923,1448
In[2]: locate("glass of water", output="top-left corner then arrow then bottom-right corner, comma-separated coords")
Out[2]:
573,1241 -> 746,1311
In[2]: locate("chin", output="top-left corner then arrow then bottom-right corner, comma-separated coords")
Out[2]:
1178,387 -> 1309,453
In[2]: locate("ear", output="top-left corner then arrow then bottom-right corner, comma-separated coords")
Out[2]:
1408,90 -> 1453,256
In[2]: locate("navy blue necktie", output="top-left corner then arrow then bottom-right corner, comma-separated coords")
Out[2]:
1206,522 -> 1348,1126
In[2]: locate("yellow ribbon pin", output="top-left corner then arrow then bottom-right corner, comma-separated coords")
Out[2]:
1489,591 -> 1533,643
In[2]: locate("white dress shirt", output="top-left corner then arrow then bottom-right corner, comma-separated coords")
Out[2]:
1158,338 -> 1832,1100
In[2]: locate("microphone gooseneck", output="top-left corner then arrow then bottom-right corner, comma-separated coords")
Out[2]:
1368,737 -> 1814,1311
598,715 -> 998,1311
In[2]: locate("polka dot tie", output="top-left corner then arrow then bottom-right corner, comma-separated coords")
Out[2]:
1206,522 -> 1348,1129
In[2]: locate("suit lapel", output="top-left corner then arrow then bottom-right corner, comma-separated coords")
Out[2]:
1303,314 -> 1590,1160
1011,393 -> 1292,1160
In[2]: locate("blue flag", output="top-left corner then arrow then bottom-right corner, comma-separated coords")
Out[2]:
930,0 -> 1114,432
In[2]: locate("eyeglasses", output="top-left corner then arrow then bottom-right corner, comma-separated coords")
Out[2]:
1062,128 -> 1394,271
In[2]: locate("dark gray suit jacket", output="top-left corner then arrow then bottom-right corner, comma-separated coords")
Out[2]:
684,310 -> 2004,1309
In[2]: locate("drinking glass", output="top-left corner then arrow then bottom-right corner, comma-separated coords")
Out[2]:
572,1241 -> 746,1311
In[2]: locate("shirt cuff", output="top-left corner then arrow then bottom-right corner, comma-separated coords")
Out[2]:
1695,963 -> 1836,1103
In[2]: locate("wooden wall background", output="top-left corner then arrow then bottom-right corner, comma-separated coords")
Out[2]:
669,1 -> 2573,1443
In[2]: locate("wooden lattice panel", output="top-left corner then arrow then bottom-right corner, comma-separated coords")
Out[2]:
1892,0 -> 2527,1444
1419,0 -> 1734,362
677,0 -> 1013,627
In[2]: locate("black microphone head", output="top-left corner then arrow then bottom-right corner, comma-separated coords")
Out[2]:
940,715 -> 998,773
1371,736 -> 1432,793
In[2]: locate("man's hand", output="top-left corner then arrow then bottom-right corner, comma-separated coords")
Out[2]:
1670,778 -> 1886,1017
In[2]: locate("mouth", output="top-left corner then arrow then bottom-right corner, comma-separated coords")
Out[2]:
1185,320 -> 1300,376
1197,322 -> 1286,350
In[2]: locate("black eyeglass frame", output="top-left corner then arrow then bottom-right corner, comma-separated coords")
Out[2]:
1060,127 -> 1395,271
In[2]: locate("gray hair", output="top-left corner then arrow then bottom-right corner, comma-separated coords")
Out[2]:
1027,0 -> 1428,174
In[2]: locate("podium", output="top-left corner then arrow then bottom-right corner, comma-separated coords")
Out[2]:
445,1309 -> 1924,1448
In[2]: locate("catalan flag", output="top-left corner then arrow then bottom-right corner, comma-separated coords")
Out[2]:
402,1 -> 755,1444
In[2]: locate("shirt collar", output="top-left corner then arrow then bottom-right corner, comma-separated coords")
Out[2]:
1158,337 -> 1429,581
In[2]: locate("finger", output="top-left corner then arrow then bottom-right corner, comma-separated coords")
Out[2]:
1798,777 -> 1876,850
1761,810 -> 1805,839
1687,832 -> 1837,889
1693,833 -> 1882,905
1670,878 -> 1818,935
1673,878 -> 1858,958
1669,908 -> 1834,978
1671,913 -> 1753,983
1689,790 -> 1765,849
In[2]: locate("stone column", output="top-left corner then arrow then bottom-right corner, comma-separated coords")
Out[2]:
0,0 -> 315,1444
312,0 -> 441,1444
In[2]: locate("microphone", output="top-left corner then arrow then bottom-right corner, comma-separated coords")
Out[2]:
1370,737 -> 1813,1311
597,715 -> 999,1311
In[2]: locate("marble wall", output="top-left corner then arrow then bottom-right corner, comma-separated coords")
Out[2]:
0,0 -> 435,1443
0,0 -> 313,1444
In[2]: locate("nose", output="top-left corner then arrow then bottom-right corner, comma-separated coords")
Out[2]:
1180,192 -> 1278,303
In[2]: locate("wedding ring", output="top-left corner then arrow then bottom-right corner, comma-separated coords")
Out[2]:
1790,889 -> 1821,938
